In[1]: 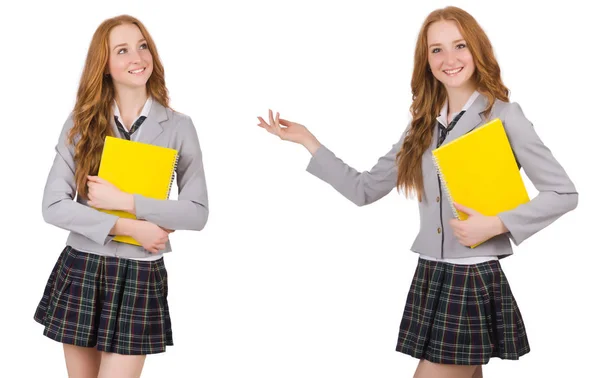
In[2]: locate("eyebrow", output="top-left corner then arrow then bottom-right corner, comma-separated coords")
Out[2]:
112,38 -> 147,51
428,39 -> 465,48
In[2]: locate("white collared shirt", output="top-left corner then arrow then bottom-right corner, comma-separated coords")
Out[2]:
112,96 -> 153,142
437,90 -> 481,128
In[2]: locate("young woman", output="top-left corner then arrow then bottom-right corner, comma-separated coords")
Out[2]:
34,15 -> 208,378
257,6 -> 577,378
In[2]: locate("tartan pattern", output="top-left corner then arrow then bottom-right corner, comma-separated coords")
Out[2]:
396,258 -> 530,365
34,246 -> 173,355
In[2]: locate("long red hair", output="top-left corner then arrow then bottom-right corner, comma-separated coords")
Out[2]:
396,6 -> 509,200
67,15 -> 169,198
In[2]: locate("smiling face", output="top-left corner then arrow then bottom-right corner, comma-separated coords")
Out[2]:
107,23 -> 153,91
427,20 -> 475,92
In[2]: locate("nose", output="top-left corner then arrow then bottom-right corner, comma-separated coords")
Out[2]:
445,50 -> 457,66
129,49 -> 142,64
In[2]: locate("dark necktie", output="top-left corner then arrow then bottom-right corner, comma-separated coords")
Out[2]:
114,115 -> 147,140
437,110 -> 466,148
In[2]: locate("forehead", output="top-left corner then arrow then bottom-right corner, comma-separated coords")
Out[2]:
109,23 -> 144,47
427,20 -> 464,45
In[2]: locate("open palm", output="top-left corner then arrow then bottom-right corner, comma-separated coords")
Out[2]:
257,109 -> 312,144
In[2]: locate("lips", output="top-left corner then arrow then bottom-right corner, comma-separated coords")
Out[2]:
128,67 -> 146,75
443,67 -> 463,76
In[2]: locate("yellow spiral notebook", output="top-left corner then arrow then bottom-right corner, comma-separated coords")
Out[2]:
432,118 -> 529,248
97,136 -> 179,245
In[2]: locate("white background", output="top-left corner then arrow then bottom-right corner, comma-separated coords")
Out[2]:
0,0 -> 597,377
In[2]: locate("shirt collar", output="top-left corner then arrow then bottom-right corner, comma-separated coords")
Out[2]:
437,90 -> 480,128
113,96 -> 153,129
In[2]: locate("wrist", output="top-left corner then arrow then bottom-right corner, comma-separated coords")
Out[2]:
120,193 -> 136,213
112,218 -> 140,237
491,216 -> 508,237
303,135 -> 321,155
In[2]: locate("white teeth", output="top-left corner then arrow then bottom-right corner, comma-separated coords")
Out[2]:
129,68 -> 145,74
444,67 -> 462,75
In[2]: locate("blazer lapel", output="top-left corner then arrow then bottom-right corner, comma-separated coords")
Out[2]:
440,94 -> 488,146
138,101 -> 168,144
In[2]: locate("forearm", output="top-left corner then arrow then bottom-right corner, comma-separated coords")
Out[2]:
497,191 -> 578,245
302,134 -> 322,155
134,194 -> 208,231
113,193 -> 136,214
491,216 -> 509,237
42,199 -> 119,245
109,217 -> 140,237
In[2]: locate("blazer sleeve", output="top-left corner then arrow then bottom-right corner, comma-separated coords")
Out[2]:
133,115 -> 209,231
306,126 -> 409,206
42,114 -> 119,245
497,102 -> 578,245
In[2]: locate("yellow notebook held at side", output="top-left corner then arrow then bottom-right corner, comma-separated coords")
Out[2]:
96,136 -> 179,245
432,118 -> 529,248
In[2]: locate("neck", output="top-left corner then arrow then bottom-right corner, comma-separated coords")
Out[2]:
445,82 -> 477,115
114,86 -> 148,117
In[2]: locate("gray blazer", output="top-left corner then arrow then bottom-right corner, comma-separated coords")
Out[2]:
306,96 -> 578,259
42,101 -> 209,259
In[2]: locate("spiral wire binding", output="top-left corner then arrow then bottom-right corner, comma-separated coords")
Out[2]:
432,154 -> 460,219
166,154 -> 179,199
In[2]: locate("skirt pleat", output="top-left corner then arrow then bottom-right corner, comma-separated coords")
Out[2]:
396,258 -> 530,365
34,246 -> 173,355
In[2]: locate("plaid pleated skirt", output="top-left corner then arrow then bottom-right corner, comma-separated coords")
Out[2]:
396,258 -> 530,365
34,246 -> 173,355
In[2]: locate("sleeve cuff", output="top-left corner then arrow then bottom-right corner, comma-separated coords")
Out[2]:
306,144 -> 334,177
94,215 -> 119,246
497,212 -> 524,246
133,193 -> 151,220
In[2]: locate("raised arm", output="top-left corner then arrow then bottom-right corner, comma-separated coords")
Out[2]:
257,109 -> 408,206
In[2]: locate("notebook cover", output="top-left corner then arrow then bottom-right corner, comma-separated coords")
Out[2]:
432,118 -> 529,248
96,136 -> 178,245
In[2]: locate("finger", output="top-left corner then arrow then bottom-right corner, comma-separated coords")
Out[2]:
258,116 -> 278,136
279,118 -> 300,127
275,112 -> 280,128
269,109 -> 275,126
87,175 -> 105,184
155,243 -> 166,251
454,202 -> 477,216
257,116 -> 269,127
448,219 -> 460,230
269,110 -> 282,137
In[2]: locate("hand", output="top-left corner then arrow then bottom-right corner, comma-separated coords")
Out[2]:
87,176 -> 134,212
131,221 -> 173,254
448,203 -> 507,247
257,109 -> 321,153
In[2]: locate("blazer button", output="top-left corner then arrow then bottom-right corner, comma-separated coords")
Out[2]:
437,227 -> 441,234
436,196 -> 440,202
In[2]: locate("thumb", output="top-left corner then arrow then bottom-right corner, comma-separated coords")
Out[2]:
454,202 -> 479,216
279,118 -> 301,127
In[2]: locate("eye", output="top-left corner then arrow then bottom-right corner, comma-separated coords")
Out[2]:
432,47 -> 441,54
118,48 -> 127,55
139,43 -> 148,50
456,43 -> 467,49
